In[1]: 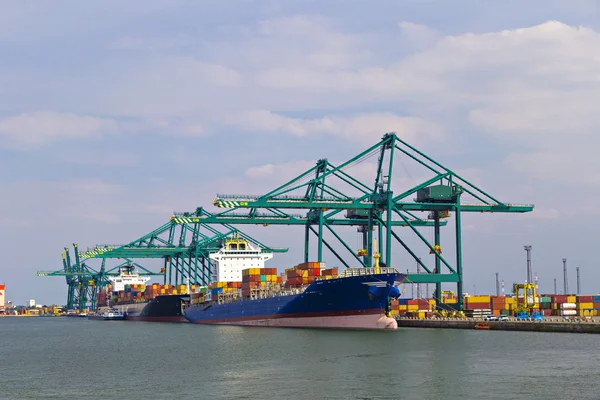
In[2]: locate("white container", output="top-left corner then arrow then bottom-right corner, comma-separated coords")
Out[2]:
561,309 -> 577,316
561,303 -> 576,309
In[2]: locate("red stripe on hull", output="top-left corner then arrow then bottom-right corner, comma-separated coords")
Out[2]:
188,309 -> 397,329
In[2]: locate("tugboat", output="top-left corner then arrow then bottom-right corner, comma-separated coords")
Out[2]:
88,308 -> 125,321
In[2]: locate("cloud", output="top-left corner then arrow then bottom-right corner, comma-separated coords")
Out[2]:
0,112 -> 118,149
230,111 -> 443,144
504,152 -> 600,184
245,160 -> 316,180
60,152 -> 140,167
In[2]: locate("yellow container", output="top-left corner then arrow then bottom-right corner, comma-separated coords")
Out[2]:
407,305 -> 418,312
577,302 -> 593,309
399,305 -> 408,311
468,295 -> 491,303
428,299 -> 436,307
252,268 -> 260,275
567,296 -> 576,303
417,312 -> 425,319
172,289 -> 178,294
302,270 -> 308,278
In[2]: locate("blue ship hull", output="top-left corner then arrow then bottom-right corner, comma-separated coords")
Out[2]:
184,272 -> 405,330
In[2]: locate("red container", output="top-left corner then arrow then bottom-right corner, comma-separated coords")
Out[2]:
407,300 -> 419,306
577,296 -> 593,303
464,302 -> 491,310
417,299 -> 430,308
552,295 -> 567,303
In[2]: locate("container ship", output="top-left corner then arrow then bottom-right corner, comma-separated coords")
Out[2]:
97,266 -> 192,323
184,234 -> 405,330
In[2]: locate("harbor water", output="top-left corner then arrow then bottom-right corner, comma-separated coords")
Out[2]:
1,317 -> 599,399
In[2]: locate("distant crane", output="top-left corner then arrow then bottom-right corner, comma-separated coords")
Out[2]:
563,258 -> 568,294
524,245 -> 532,284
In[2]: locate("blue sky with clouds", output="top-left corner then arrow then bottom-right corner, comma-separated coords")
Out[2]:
1,0 -> 599,304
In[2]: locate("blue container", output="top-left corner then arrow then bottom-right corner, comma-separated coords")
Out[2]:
593,296 -> 600,303
398,298 -> 410,305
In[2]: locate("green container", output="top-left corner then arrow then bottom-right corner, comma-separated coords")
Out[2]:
500,310 -> 510,316
416,185 -> 456,202
260,275 -> 266,282
541,296 -> 551,303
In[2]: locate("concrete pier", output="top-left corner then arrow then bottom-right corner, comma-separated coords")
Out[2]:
396,317 -> 600,334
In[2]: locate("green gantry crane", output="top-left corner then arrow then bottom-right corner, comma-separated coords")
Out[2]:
176,132 -> 533,310
38,220 -> 287,311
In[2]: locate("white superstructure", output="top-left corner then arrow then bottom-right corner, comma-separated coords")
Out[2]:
209,233 -> 273,282
108,265 -> 150,292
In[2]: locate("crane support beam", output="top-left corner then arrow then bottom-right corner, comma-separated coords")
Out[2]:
405,273 -> 460,283
213,198 -> 533,213
170,214 -> 446,227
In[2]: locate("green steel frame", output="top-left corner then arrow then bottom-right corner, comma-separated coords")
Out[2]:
38,221 -> 287,311
200,132 -> 534,310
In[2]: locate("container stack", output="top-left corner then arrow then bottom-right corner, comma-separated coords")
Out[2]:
490,296 -> 506,316
285,262 -> 322,288
464,295 -> 491,318
539,296 -> 552,317
594,295 -> 600,316
211,281 -> 242,296
144,283 -> 161,300
576,295 -> 594,317
241,268 -> 281,296
191,287 -> 207,304
547,295 -> 575,317
320,268 -> 339,279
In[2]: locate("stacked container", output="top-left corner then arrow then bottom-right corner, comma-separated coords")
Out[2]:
211,281 -> 242,296
320,268 -> 339,279
285,262 -> 322,288
242,268 -> 281,297
575,295 -> 594,316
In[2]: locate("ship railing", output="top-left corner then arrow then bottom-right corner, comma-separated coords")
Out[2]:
339,267 -> 400,277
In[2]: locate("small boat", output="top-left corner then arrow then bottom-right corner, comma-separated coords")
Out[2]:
474,322 -> 490,330
88,308 -> 125,321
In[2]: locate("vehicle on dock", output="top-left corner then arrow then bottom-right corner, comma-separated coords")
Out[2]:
515,311 -> 545,321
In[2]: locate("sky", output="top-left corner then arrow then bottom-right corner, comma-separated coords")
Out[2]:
1,0 -> 599,305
